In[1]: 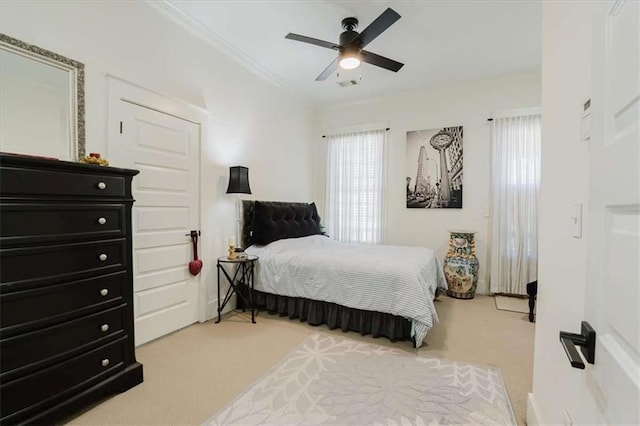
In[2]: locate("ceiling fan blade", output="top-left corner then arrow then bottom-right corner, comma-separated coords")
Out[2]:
353,8 -> 401,48
361,50 -> 404,72
315,57 -> 339,81
285,33 -> 340,51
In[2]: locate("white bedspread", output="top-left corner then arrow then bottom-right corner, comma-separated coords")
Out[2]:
246,235 -> 447,347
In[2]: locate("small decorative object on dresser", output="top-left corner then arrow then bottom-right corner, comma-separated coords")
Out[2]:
80,152 -> 109,166
443,231 -> 480,299
0,154 -> 143,424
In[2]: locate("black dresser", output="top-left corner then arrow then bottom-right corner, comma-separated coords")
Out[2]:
0,154 -> 143,424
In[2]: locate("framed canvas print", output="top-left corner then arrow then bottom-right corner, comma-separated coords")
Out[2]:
406,126 -> 463,209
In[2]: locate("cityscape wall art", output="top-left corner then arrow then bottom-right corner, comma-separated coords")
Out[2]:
406,126 -> 463,209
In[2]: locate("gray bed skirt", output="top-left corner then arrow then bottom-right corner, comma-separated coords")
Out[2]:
244,288 -> 413,344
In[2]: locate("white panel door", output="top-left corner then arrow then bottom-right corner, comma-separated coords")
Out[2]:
585,1 -> 640,424
113,101 -> 200,346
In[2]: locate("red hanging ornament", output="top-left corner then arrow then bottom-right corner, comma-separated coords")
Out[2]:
189,231 -> 203,276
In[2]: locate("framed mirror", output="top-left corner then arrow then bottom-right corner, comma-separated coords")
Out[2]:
0,33 -> 85,161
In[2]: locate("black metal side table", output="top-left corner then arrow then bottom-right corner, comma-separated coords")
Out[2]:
215,255 -> 258,324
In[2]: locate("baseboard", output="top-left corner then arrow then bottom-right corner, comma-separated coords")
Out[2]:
476,279 -> 488,295
527,392 -> 541,426
206,295 -> 237,320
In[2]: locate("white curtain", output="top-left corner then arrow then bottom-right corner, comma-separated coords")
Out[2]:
490,113 -> 541,295
325,129 -> 385,244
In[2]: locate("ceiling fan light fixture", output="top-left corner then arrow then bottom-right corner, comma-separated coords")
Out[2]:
285,7 -> 403,81
339,55 -> 361,70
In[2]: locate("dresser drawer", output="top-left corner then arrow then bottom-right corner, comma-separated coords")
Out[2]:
0,239 -> 126,287
0,338 -> 127,421
1,305 -> 125,377
0,272 -> 125,333
0,166 -> 126,198
0,203 -> 126,246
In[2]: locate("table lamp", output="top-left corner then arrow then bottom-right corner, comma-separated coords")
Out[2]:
226,166 -> 251,257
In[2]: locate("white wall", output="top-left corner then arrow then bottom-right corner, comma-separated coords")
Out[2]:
528,2 -> 603,425
315,70 -> 541,294
0,0 -> 314,318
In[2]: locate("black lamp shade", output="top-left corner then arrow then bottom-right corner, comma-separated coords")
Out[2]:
226,166 -> 251,194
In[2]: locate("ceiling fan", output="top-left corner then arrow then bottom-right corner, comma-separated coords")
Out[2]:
285,8 -> 404,81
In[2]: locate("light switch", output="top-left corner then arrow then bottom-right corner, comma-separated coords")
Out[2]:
571,203 -> 583,238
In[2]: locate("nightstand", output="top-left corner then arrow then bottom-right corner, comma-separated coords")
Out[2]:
215,255 -> 258,323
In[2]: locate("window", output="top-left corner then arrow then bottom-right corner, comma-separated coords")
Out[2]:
489,113 -> 541,294
325,129 -> 385,244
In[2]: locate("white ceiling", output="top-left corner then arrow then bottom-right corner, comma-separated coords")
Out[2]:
164,0 -> 541,105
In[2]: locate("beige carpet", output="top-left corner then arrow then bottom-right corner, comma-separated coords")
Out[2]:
495,295 -> 530,314
67,295 -> 535,425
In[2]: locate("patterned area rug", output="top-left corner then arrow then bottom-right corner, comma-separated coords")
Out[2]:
204,333 -> 515,425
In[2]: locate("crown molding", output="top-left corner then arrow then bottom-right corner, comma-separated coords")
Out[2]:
146,0 -> 292,94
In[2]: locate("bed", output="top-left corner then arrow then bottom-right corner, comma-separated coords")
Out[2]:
240,200 -> 447,347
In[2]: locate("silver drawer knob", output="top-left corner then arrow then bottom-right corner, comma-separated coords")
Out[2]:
101,324 -> 109,332
98,217 -> 107,225
101,358 -> 110,367
97,182 -> 107,190
99,254 -> 108,261
100,288 -> 109,297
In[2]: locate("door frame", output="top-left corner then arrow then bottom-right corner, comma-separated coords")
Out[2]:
106,75 -> 210,324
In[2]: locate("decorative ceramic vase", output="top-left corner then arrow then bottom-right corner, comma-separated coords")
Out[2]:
443,231 -> 480,299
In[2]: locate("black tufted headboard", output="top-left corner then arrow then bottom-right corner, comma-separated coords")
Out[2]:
241,200 -> 321,247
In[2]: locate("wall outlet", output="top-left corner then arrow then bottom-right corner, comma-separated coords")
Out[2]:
563,409 -> 573,426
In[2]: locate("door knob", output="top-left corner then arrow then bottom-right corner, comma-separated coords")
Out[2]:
559,321 -> 596,369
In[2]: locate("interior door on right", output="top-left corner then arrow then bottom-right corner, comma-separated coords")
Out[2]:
585,1 -> 640,424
